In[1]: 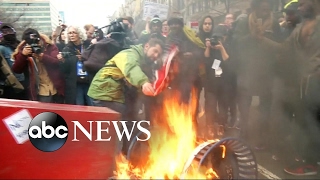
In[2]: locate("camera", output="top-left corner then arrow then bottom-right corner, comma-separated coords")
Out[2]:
92,27 -> 104,41
60,52 -> 72,58
210,35 -> 223,46
28,34 -> 42,54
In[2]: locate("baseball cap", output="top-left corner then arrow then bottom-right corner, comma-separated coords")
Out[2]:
282,0 -> 299,12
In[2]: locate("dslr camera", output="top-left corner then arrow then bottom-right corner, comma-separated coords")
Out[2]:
28,34 -> 42,54
210,35 -> 223,46
60,52 -> 73,58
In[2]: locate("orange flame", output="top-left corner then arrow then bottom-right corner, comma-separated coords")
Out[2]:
113,90 -> 219,179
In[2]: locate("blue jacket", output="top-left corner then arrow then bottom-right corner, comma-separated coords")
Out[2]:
0,45 -> 25,83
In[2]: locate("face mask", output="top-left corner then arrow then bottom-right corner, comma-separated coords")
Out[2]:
3,34 -> 17,42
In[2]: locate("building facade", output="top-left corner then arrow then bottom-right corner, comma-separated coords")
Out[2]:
1,0 -> 60,35
177,0 -> 251,23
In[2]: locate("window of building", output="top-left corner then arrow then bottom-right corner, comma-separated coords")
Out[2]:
10,12 -> 50,16
21,17 -> 51,21
28,3 -> 50,6
177,0 -> 182,11
2,3 -> 27,6
192,2 -> 196,13
198,0 -> 203,13
4,7 -> 50,11
35,22 -> 51,26
204,0 -> 209,10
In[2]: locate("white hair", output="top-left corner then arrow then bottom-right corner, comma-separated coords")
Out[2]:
64,25 -> 87,44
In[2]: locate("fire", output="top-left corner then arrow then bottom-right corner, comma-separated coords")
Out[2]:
113,91 -> 219,179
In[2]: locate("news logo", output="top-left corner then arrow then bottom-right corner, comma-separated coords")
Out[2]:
28,112 -> 68,152
28,112 -> 151,152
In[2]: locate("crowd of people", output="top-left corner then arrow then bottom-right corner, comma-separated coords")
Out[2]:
1,0 -> 320,176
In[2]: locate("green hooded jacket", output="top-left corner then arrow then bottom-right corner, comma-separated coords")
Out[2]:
87,45 -> 150,103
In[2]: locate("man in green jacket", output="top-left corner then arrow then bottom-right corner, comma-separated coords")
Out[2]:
87,38 -> 164,115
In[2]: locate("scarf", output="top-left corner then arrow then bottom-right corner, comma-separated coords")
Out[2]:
182,26 -> 206,49
248,12 -> 274,36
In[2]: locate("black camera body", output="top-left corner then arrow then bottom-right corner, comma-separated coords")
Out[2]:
27,34 -> 42,55
210,35 -> 223,46
60,52 -> 73,58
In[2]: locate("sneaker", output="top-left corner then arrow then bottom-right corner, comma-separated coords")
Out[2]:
284,165 -> 317,176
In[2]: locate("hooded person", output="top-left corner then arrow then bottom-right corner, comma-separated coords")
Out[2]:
138,15 -> 166,44
0,23 -> 27,100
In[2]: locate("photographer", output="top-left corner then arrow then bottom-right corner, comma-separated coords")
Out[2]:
12,28 -> 65,103
0,23 -> 27,100
82,19 -> 130,79
59,25 -> 92,106
203,25 -> 230,137
120,16 -> 139,45
90,27 -> 105,45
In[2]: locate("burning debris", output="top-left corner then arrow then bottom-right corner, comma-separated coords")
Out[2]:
110,92 -> 258,179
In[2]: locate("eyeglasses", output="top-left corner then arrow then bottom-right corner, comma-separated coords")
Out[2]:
68,31 -> 78,35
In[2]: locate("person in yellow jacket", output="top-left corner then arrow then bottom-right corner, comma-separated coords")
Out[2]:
87,38 -> 164,115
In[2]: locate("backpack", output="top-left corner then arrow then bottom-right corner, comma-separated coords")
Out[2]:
81,38 -> 125,80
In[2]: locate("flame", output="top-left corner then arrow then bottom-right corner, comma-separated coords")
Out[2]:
220,145 -> 226,159
113,90 -> 219,179
206,168 -> 220,179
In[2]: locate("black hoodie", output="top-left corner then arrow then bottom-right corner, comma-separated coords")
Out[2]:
0,23 -> 20,51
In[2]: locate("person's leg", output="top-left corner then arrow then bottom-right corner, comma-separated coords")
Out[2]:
269,78 -> 293,160
75,83 -> 85,105
52,94 -> 65,104
38,95 -> 53,103
302,76 -> 320,165
228,74 -> 238,127
218,79 -> 229,126
123,86 -> 139,121
284,75 -> 320,176
237,88 -> 252,140
204,88 -> 218,138
254,91 -> 272,150
83,83 -> 93,106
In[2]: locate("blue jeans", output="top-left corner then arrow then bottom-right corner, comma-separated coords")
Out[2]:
76,83 -> 93,106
